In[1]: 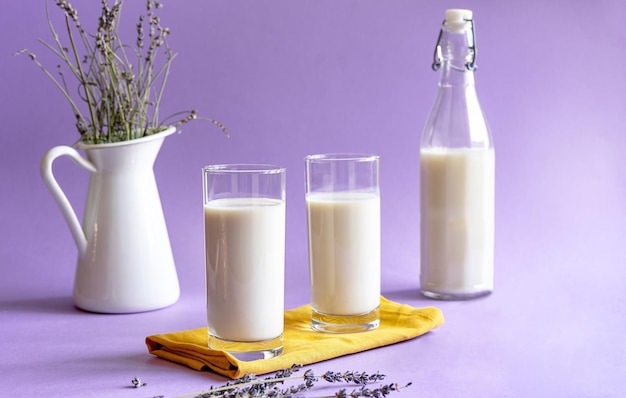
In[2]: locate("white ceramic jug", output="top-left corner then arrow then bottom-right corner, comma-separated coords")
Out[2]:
40,127 -> 180,313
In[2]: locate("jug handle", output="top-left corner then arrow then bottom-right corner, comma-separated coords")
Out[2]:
40,146 -> 97,258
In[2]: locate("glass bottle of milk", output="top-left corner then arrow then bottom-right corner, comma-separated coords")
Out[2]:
420,9 -> 494,300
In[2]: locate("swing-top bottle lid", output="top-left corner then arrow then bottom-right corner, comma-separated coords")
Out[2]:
445,9 -> 473,33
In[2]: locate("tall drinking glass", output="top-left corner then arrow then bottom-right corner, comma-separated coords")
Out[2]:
202,164 -> 286,359
304,154 -> 381,333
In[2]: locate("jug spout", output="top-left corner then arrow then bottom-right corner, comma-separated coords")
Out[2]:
40,146 -> 96,258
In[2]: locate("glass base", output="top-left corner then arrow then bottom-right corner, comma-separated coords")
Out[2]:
421,288 -> 492,301
311,307 -> 380,333
208,333 -> 283,360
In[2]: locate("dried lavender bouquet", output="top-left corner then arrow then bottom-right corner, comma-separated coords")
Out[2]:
16,0 -> 227,144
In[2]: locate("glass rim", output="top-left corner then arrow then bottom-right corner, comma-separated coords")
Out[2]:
304,153 -> 379,163
202,164 -> 286,174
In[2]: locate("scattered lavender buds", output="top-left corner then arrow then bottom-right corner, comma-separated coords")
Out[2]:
131,376 -> 147,388
179,364 -> 411,398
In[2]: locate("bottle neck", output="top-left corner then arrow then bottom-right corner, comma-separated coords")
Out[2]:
437,27 -> 476,87
421,11 -> 492,150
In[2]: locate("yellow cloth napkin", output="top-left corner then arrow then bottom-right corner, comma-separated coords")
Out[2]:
146,297 -> 444,379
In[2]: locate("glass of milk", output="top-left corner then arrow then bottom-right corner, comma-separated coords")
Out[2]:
202,164 -> 286,359
304,154 -> 381,333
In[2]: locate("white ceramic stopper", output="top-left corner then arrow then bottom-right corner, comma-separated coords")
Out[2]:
445,9 -> 473,33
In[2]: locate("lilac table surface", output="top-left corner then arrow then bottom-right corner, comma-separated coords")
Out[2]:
1,1 -> 625,397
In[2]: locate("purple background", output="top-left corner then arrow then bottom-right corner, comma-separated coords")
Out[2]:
1,0 -> 625,396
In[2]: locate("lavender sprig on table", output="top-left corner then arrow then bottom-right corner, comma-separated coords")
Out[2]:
176,364 -> 411,398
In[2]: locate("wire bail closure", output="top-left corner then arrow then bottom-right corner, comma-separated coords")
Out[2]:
431,17 -> 478,72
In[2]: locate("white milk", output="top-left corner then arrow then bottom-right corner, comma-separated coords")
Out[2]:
204,197 -> 285,342
420,147 -> 495,296
306,192 -> 380,315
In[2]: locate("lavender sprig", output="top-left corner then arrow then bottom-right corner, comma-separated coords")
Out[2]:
329,383 -> 412,398
322,371 -> 386,385
178,365 -> 410,398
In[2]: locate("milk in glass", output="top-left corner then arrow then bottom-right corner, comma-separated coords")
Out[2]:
306,192 -> 380,315
204,197 -> 285,342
